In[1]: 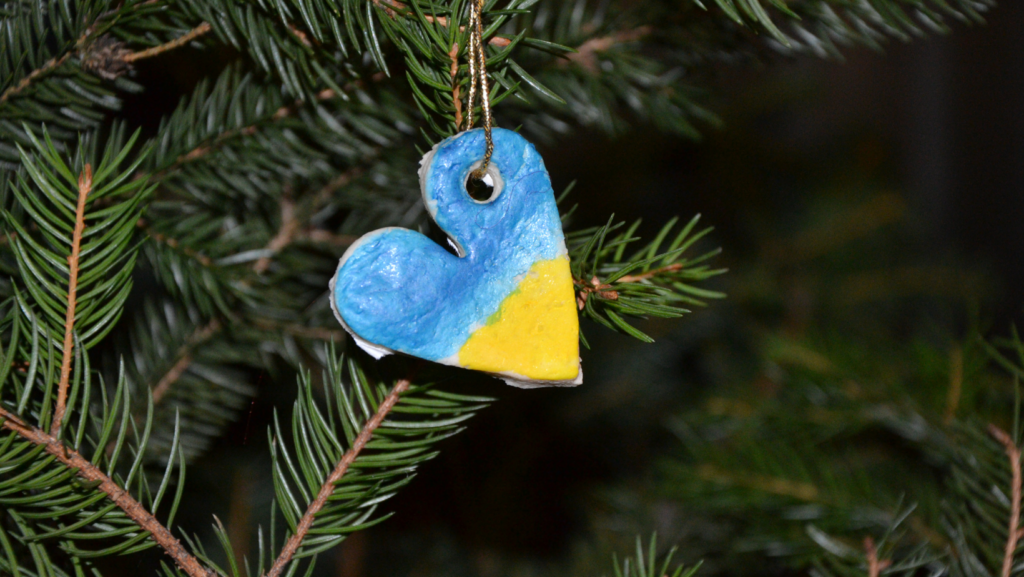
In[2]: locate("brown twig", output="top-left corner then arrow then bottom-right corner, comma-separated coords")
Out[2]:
0,406 -> 214,577
372,0 -> 509,46
574,276 -> 619,311
863,537 -> 891,577
990,424 -> 1023,577
426,16 -> 511,47
51,165 -> 92,436
123,22 -> 212,63
449,42 -> 464,127
565,26 -> 652,72
151,319 -> 223,405
298,229 -> 358,247
254,199 -> 300,274
249,165 -> 363,273
264,377 -> 412,577
617,262 -> 683,284
696,463 -> 820,502
3,19 -> 212,106
574,261 -> 687,309
142,223 -> 214,267
150,86 -> 345,180
289,24 -> 314,48
0,52 -> 74,105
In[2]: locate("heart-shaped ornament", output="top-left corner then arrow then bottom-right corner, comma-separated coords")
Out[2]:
330,128 -> 581,388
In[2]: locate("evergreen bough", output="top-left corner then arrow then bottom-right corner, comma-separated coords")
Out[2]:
0,0 -> 997,575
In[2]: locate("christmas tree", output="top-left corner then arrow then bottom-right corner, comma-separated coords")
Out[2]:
1,0 -> 1017,576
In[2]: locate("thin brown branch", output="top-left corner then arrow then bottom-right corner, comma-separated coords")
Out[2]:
449,42 -> 463,127
311,168 -> 364,207
1,14 -> 212,104
574,262 -> 685,309
0,406 -> 214,577
565,26 -> 652,72
51,165 -> 92,436
123,22 -> 212,63
0,52 -> 73,105
696,463 -> 820,502
863,537 -> 891,577
145,166 -> 361,287
264,377 -> 412,577
141,221 -> 214,267
425,15 -> 510,46
151,319 -> 223,405
372,0 -> 509,45
254,199 -> 300,274
289,24 -> 314,48
149,85 -> 346,180
617,262 -> 684,284
298,229 -> 358,247
250,165 -> 363,273
574,276 -> 618,311
990,424 -> 1023,577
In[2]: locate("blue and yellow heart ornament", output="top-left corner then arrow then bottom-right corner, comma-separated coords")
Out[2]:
328,3 -> 581,388
329,128 -> 581,387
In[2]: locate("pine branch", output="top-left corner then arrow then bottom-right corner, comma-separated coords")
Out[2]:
257,353 -> 491,576
0,509 -> 82,577
266,376 -> 411,577
0,297 -> 212,575
5,127 -> 152,352
150,318 -> 222,405
939,331 -> 1024,577
698,0 -> 994,51
563,26 -> 652,73
611,534 -> 701,577
0,51 -> 75,105
0,1 -> 206,168
810,506 -> 940,577
114,300 -> 254,464
660,343 -> 959,567
51,163 -> 92,437
122,22 -> 213,63
497,0 -> 720,141
567,213 -> 726,344
864,537 -> 893,577
131,66 -> 423,333
989,424 -> 1022,577
173,0 -> 364,101
0,405 -> 213,577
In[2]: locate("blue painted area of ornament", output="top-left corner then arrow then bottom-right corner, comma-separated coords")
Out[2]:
332,128 -> 565,361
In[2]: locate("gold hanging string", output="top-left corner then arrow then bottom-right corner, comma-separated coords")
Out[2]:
462,0 -> 494,179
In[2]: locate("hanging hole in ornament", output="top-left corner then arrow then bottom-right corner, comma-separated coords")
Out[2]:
465,161 -> 503,204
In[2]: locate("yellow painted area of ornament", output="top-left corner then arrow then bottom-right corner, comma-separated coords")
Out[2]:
457,257 -> 579,380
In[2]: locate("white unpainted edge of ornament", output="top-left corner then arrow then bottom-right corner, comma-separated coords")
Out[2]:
496,367 -> 583,389
418,139 -> 466,257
